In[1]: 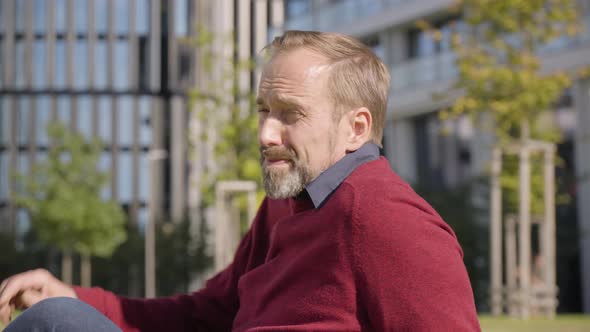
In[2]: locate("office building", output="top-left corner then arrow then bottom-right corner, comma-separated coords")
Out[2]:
276,0 -> 590,312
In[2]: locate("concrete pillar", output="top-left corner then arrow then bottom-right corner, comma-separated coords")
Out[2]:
573,78 -> 590,313
214,181 -> 256,272
505,215 -> 517,315
542,144 -> 557,317
388,29 -> 408,66
270,0 -> 285,30
253,0 -> 268,86
518,142 -> 532,319
387,118 -> 417,184
490,147 -> 503,315
171,97 -> 186,222
187,0 -> 209,223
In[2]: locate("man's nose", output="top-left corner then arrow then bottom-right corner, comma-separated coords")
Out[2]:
259,117 -> 283,147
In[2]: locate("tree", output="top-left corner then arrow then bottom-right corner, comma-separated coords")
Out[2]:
14,122 -> 127,286
423,0 -> 587,316
436,0 -> 583,214
187,27 -> 264,226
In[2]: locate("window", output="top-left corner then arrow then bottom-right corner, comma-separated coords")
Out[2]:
0,1 -> 3,33
139,97 -> 152,146
136,0 -> 150,35
115,1 -> 129,35
17,154 -> 29,180
117,97 -> 134,145
74,41 -> 89,89
0,100 -> 10,144
16,154 -> 29,202
55,0 -> 67,34
177,44 -> 193,86
55,40 -> 67,89
77,96 -> 93,139
33,0 -> 47,34
33,40 -> 46,89
175,0 -> 188,36
439,24 -> 453,53
15,41 -> 25,88
74,0 -> 88,34
36,96 -> 52,145
114,41 -> 129,90
362,36 -> 384,61
286,0 -> 311,19
99,152 -> 112,200
0,41 -> 4,88
57,97 -> 71,127
98,97 -> 112,144
414,115 -> 444,188
0,153 -> 8,200
95,41 -> 108,88
15,0 -> 25,34
17,99 -> 30,145
138,36 -> 149,89
408,29 -> 436,58
118,152 -> 133,202
95,0 -> 108,34
408,17 -> 459,59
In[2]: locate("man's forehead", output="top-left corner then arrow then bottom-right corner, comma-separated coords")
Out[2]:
261,48 -> 330,80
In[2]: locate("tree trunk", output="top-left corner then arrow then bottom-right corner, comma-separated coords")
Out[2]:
81,253 -> 92,287
61,250 -> 73,284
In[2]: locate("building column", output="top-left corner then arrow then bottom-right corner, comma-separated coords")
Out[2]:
170,97 -> 186,222
387,29 -> 408,66
573,78 -> 590,313
386,29 -> 408,92
386,118 -> 417,184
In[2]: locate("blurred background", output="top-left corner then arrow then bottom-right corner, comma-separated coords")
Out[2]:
1,0 -> 590,325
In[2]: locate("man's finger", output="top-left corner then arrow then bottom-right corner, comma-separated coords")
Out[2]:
0,278 -> 10,297
14,289 -> 45,309
0,303 -> 12,325
0,269 -> 48,306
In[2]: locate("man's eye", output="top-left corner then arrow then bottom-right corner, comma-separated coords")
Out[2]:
257,108 -> 269,113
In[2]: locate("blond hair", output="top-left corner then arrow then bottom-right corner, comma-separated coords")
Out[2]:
263,30 -> 390,147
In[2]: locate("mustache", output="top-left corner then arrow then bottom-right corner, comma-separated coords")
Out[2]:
260,146 -> 296,161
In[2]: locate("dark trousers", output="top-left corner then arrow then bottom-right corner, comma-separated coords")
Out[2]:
4,297 -> 121,332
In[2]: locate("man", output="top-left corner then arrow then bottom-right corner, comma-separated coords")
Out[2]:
0,31 -> 480,331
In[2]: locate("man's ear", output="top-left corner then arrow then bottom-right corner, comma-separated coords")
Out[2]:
346,107 -> 372,152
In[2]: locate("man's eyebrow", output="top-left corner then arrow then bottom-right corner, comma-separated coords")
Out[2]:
257,95 -> 303,108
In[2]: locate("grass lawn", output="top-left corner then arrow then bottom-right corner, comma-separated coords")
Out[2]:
479,314 -> 590,332
0,310 -> 20,330
2,313 -> 589,330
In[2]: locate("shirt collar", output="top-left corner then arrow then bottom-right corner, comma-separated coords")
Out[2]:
304,143 -> 380,208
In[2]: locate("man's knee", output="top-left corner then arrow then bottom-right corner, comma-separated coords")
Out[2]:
5,297 -> 121,332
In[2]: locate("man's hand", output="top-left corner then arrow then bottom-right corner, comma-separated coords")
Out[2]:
0,269 -> 77,324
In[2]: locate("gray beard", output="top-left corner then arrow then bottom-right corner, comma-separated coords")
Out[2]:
262,159 -> 313,199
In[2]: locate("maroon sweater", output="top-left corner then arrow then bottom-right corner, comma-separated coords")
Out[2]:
74,158 -> 480,331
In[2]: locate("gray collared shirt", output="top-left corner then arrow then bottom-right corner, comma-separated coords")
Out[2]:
304,143 -> 380,208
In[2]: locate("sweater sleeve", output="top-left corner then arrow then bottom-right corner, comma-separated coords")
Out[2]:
74,260 -> 241,332
352,185 -> 481,332
74,201 -> 268,332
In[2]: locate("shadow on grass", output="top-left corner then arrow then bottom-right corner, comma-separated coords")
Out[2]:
479,314 -> 590,332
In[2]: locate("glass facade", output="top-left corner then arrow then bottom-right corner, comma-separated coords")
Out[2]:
0,0 -> 195,236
